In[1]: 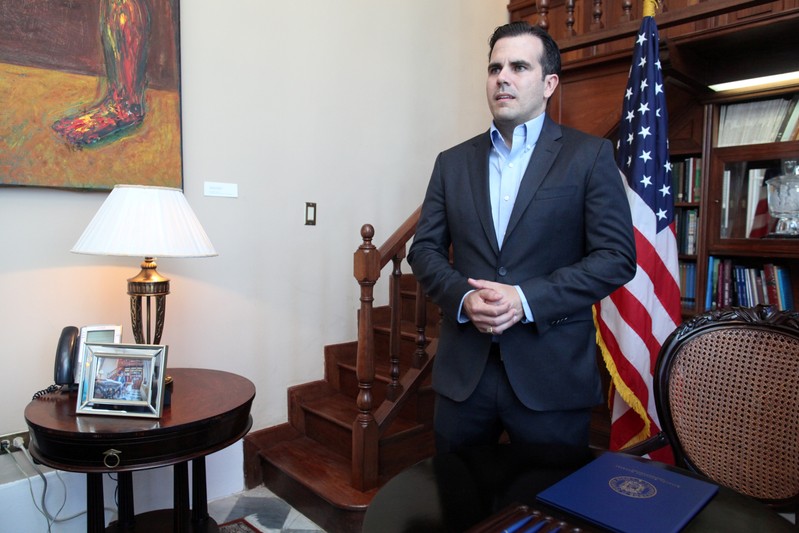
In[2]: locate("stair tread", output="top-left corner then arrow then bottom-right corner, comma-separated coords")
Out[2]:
302,392 -> 423,437
261,435 -> 378,509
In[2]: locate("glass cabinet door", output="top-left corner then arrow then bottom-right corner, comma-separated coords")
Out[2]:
706,142 -> 799,257
718,158 -> 781,240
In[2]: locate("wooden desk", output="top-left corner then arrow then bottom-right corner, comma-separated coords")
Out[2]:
362,443 -> 794,532
25,368 -> 255,533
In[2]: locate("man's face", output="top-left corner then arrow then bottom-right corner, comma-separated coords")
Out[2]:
486,34 -> 558,134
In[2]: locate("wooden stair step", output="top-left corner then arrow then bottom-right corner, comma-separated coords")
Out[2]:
260,434 -> 378,510
302,392 -> 423,438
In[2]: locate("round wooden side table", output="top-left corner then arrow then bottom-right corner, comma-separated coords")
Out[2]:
25,368 -> 255,533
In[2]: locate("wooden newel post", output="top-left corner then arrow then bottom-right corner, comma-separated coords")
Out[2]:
352,224 -> 380,490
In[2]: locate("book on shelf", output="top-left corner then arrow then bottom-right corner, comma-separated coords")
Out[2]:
721,259 -> 733,308
776,95 -> 799,142
709,258 -> 725,309
706,258 -> 794,311
686,209 -> 697,255
675,208 -> 698,255
764,264 -> 780,308
721,170 -> 731,238
679,261 -> 696,309
672,157 -> 701,203
706,256 -> 717,310
692,159 -> 702,202
778,266 -> 795,310
755,269 -> 766,306
717,96 -> 795,147
536,453 -> 719,533
733,264 -> 747,306
674,160 -> 685,202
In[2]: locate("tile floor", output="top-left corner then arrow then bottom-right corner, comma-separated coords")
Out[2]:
208,485 -> 325,532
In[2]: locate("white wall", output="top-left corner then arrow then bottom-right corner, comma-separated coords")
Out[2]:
0,0 -> 507,526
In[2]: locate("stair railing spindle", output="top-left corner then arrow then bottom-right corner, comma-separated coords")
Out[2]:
537,0 -> 550,31
387,253 -> 404,400
591,0 -> 604,30
413,283 -> 428,369
565,0 -> 576,36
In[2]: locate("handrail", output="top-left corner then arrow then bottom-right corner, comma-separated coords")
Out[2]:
377,205 -> 422,270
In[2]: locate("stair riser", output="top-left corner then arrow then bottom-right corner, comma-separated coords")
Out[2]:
287,380 -> 336,433
305,412 -> 351,459
378,428 -> 436,479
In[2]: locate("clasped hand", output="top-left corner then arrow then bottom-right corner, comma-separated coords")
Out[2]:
463,278 -> 523,335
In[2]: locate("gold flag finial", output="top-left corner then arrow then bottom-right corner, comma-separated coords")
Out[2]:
643,0 -> 659,17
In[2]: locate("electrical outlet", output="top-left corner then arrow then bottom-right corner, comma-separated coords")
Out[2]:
0,431 -> 29,454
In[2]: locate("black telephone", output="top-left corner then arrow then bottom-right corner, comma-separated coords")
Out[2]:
52,324 -> 122,387
54,326 -> 80,386
33,325 -> 122,399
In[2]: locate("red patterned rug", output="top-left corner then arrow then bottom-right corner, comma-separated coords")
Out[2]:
218,517 -> 261,533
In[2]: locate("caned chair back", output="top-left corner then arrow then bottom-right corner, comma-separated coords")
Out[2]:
655,305 -> 799,508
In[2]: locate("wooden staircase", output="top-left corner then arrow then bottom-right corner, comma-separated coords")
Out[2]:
243,211 -> 439,532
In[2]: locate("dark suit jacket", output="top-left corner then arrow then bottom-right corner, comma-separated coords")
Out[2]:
408,116 -> 636,411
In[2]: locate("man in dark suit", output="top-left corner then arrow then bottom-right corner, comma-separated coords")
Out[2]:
408,21 -> 636,453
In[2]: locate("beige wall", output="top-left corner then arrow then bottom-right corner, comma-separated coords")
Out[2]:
0,0 -> 508,436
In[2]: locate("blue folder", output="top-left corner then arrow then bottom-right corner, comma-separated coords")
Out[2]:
536,453 -> 719,533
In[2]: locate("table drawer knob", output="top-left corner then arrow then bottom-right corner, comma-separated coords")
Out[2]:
103,449 -> 122,469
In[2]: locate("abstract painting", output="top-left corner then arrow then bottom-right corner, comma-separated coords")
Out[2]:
0,0 -> 182,190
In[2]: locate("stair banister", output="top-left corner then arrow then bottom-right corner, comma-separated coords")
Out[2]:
352,206 -> 431,490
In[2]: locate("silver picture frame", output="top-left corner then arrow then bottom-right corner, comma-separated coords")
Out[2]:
74,325 -> 122,384
76,343 -> 168,418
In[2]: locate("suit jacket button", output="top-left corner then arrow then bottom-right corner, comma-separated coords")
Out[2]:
498,267 -> 508,276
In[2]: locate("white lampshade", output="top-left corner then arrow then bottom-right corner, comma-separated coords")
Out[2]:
72,184 -> 217,258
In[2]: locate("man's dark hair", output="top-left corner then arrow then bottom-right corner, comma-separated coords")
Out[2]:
488,21 -> 562,78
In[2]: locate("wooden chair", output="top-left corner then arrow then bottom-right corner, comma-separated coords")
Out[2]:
625,305 -> 799,521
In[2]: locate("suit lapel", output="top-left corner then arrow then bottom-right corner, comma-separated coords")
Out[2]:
468,132 -> 501,254
503,116 -> 562,245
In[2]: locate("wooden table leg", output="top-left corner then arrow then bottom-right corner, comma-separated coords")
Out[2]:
86,473 -> 105,533
173,462 -> 190,532
117,471 -> 135,528
192,457 -> 210,525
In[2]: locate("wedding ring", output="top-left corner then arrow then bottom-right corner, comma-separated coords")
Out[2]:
487,326 -> 493,334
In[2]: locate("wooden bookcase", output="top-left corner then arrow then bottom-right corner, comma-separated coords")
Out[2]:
684,88 -> 799,316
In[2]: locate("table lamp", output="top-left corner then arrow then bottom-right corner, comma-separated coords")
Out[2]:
72,184 -> 217,344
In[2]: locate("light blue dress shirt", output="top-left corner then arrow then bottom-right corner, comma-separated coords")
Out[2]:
459,114 -> 545,324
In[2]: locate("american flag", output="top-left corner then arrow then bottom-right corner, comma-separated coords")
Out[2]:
594,16 -> 681,464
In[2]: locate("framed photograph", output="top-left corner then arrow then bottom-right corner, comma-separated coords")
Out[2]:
76,343 -> 168,418
74,325 -> 122,384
